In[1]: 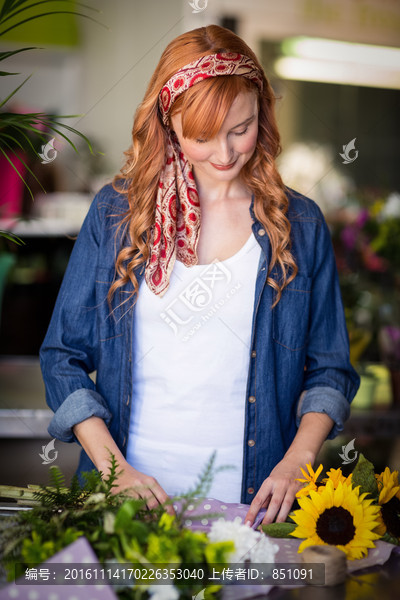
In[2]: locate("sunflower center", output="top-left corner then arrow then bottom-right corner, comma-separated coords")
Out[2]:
316,506 -> 355,545
381,496 -> 400,538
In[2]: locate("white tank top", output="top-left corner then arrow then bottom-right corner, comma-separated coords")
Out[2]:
126,232 -> 261,501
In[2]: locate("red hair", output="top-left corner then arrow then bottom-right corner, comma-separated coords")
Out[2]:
110,25 -> 297,308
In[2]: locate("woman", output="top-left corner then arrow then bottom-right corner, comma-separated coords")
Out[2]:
40,25 -> 359,526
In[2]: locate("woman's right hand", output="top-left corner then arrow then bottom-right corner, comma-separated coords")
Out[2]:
72,417 -> 175,516
102,459 -> 175,515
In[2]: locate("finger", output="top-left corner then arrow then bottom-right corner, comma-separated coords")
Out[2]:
262,488 -> 286,525
151,484 -> 176,517
245,486 -> 271,526
145,491 -> 161,512
149,483 -> 172,509
141,485 -> 165,511
141,481 -> 172,512
275,491 -> 296,523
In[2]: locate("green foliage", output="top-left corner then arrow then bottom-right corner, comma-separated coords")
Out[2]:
21,527 -> 82,565
174,451 -> 234,529
351,453 -> 379,500
0,453 -> 230,598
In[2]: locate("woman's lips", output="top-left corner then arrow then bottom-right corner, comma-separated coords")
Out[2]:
210,159 -> 237,170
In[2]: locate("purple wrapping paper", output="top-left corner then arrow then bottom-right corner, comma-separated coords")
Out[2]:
172,497 -> 267,531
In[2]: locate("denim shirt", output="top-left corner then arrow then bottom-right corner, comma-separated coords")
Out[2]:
40,183 -> 360,504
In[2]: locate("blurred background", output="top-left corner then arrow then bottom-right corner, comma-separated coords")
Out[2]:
0,0 -> 399,487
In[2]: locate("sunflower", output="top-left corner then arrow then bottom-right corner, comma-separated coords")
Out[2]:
290,480 -> 381,560
295,463 -> 323,498
374,467 -> 400,541
322,468 -> 353,489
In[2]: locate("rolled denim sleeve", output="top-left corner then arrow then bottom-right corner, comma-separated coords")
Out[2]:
48,388 -> 112,443
299,206 -> 360,434
40,188 -> 114,443
296,387 -> 351,439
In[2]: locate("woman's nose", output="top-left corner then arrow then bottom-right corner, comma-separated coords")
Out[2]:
214,136 -> 234,164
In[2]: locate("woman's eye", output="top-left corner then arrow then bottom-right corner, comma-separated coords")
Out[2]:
234,127 -> 248,136
195,126 -> 248,143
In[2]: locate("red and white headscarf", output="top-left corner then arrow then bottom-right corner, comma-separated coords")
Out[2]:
145,52 -> 264,297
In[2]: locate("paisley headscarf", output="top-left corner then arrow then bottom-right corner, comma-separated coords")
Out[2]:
145,52 -> 264,297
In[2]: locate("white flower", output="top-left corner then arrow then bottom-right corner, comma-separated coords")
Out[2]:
208,517 -> 279,565
147,583 -> 179,600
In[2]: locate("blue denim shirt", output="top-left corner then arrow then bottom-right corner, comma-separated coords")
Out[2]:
40,183 -> 359,504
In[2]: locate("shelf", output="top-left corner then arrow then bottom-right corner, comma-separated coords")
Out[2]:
0,409 -> 52,438
0,217 -> 82,237
0,192 -> 92,237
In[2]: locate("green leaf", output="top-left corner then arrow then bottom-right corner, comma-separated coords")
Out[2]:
0,129 -> 35,154
42,121 -> 87,154
262,522 -> 297,538
351,453 -> 379,500
0,230 -> 25,245
0,71 -> 19,75
0,0 -> 15,22
381,531 -> 400,545
0,47 -> 41,62
0,112 -> 52,146
113,499 -> 147,535
0,73 -> 32,108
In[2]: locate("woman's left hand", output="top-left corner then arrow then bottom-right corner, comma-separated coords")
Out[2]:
244,451 -> 312,526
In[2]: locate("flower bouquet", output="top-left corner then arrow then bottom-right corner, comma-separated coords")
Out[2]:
331,191 -> 400,367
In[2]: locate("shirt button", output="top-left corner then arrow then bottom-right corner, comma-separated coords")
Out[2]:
248,396 -> 256,403
258,228 -> 266,236
251,350 -> 256,358
248,439 -> 255,447
123,436 -> 126,446
247,487 -> 255,494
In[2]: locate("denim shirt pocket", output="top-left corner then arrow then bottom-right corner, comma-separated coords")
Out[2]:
272,274 -> 312,351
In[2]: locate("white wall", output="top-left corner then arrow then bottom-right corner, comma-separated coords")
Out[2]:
74,0 -> 186,178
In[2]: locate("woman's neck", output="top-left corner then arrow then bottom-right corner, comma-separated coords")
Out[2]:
193,170 -> 250,206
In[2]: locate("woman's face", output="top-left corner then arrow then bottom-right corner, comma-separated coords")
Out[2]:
170,90 -> 259,186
